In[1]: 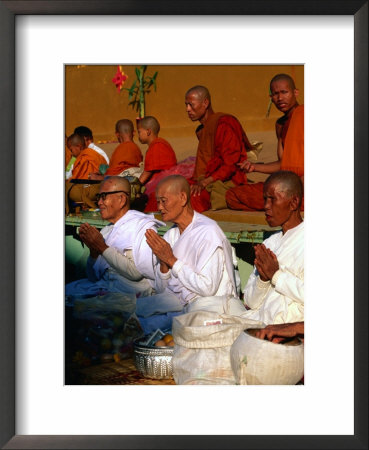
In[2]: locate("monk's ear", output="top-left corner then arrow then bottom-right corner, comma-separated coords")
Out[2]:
179,191 -> 187,206
203,98 -> 210,108
289,195 -> 300,211
294,88 -> 299,98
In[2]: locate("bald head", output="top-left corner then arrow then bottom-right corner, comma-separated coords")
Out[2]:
264,171 -> 303,206
185,85 -> 211,104
115,119 -> 134,135
101,176 -> 131,196
139,116 -> 160,135
156,175 -> 190,201
270,73 -> 296,91
67,133 -> 85,148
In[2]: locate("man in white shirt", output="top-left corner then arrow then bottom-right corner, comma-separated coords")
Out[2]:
140,175 -> 239,321
65,176 -> 163,298
243,170 -> 304,325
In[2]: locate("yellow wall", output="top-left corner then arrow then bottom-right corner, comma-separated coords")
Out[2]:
65,65 -> 304,159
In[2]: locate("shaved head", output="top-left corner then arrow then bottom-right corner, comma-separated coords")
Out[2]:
101,176 -> 131,194
115,119 -> 134,135
185,85 -> 211,103
138,116 -> 160,135
264,171 -> 303,206
270,74 -> 296,91
67,133 -> 85,147
156,175 -> 190,202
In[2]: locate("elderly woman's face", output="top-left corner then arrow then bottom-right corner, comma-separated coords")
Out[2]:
263,182 -> 293,229
155,184 -> 184,223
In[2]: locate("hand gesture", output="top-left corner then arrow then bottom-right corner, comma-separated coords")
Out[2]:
237,160 -> 255,173
190,176 -> 213,196
79,222 -> 108,256
145,229 -> 177,269
254,244 -> 279,282
190,182 -> 203,196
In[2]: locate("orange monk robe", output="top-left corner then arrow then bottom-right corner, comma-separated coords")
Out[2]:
105,141 -> 143,176
226,105 -> 304,212
65,145 -> 72,168
70,148 -> 106,180
143,137 -> 177,212
190,113 -> 253,213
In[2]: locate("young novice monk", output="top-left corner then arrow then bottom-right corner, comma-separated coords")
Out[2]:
89,119 -> 143,180
137,116 -> 177,211
67,133 -> 106,180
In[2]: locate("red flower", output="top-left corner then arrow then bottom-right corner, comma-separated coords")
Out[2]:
112,65 -> 128,92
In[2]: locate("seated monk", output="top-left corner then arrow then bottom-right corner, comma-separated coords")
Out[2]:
137,175 -> 244,334
242,171 -> 304,326
65,176 -> 165,298
185,85 -> 254,212
74,125 -> 110,165
136,116 -> 177,212
226,74 -> 304,211
89,119 -> 143,180
66,133 -> 106,181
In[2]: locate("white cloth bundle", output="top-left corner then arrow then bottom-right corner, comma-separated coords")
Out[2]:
230,330 -> 304,385
172,310 -> 262,385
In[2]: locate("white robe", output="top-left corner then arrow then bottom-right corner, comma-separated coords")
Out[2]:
66,210 -> 164,297
243,221 -> 304,325
88,142 -> 110,164
93,209 -> 164,283
153,211 -> 237,306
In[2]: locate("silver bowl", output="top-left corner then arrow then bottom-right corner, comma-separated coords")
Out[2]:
133,340 -> 174,379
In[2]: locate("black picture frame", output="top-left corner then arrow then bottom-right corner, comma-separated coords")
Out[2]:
1,1 -> 367,449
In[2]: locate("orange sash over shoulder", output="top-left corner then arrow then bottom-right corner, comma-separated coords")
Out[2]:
281,105 -> 304,176
193,113 -> 224,180
106,141 -> 143,176
193,113 -> 253,185
71,148 -> 106,180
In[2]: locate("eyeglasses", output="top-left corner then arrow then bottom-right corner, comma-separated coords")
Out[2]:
96,190 -> 130,201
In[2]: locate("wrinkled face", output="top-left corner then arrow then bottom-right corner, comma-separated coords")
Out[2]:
185,92 -> 208,122
156,184 -> 184,223
263,182 -> 293,228
97,182 -> 126,223
270,79 -> 298,113
137,125 -> 150,144
68,143 -> 82,158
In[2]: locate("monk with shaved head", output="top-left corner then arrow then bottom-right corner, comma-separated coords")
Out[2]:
66,133 -> 106,180
137,115 -> 177,211
89,119 -> 143,180
185,85 -> 254,212
140,175 -> 241,322
242,170 -> 304,326
65,175 -> 165,298
226,73 -> 304,211
74,125 -> 110,165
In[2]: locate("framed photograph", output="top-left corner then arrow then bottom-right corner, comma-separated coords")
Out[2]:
1,1 -> 367,449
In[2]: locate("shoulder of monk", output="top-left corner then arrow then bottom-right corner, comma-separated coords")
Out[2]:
191,212 -> 226,237
150,137 -> 171,148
